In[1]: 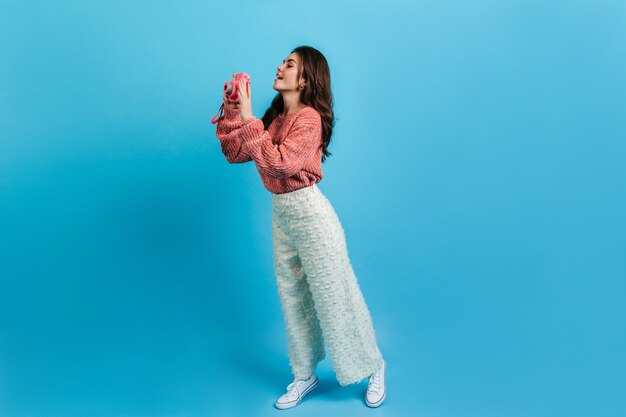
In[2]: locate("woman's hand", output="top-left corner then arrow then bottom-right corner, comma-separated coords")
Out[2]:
223,91 -> 238,110
237,79 -> 254,122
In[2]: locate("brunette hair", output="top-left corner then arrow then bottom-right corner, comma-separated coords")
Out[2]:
261,45 -> 336,163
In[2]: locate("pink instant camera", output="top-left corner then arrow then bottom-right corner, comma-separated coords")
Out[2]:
211,72 -> 250,124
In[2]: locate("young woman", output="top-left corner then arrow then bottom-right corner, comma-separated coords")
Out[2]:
215,45 -> 387,409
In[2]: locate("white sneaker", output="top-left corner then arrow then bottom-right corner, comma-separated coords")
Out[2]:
274,374 -> 319,410
366,359 -> 386,407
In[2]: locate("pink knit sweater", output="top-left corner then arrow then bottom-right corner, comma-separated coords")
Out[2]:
215,106 -> 324,194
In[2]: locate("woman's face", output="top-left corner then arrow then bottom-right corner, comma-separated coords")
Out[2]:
274,52 -> 303,92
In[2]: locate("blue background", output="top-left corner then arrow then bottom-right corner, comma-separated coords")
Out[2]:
1,0 -> 625,416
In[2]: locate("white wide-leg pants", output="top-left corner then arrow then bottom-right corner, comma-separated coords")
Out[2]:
271,183 -> 383,386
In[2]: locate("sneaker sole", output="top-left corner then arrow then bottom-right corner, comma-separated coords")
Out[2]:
274,377 -> 319,410
366,391 -> 386,408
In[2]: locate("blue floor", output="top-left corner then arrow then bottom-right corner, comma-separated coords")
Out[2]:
2,261 -> 624,417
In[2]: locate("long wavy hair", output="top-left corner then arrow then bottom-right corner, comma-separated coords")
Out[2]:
261,45 -> 336,163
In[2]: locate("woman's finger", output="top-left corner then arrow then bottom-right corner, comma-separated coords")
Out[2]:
238,81 -> 245,96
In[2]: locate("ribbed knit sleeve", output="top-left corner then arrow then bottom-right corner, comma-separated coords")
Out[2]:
238,108 -> 322,179
215,107 -> 254,164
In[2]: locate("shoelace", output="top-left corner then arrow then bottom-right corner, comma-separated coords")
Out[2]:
283,379 -> 309,400
368,367 -> 383,395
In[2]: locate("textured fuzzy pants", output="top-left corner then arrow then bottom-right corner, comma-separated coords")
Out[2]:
271,183 -> 383,386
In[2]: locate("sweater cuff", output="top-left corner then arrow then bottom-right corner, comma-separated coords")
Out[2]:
239,118 -> 264,144
223,107 -> 241,119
